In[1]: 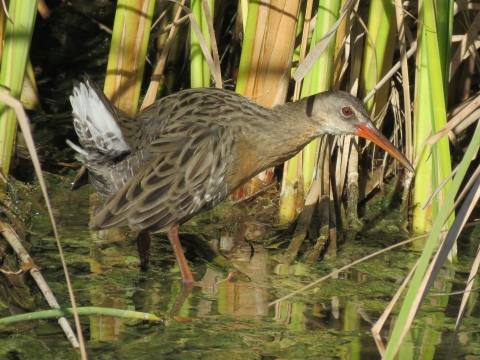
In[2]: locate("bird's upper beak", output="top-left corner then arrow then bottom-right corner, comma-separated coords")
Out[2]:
354,121 -> 414,172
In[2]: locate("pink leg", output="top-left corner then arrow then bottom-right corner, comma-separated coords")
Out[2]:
168,225 -> 195,283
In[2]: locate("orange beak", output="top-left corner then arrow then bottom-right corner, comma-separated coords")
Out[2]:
354,121 -> 414,172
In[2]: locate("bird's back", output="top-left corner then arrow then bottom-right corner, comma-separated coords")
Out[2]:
69,83 -> 268,233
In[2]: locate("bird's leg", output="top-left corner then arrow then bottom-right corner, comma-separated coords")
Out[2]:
137,232 -> 151,272
167,225 -> 195,283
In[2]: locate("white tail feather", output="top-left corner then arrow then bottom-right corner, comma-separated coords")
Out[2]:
66,139 -> 88,156
69,81 -> 130,156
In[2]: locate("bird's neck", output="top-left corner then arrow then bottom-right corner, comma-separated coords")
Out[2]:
265,98 -> 323,162
239,98 -> 323,175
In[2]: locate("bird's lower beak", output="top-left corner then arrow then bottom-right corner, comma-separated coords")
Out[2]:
354,121 -> 414,172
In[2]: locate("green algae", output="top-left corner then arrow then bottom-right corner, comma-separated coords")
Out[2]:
2,165 -> 480,359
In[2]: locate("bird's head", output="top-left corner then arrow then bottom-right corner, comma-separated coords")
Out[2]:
306,91 -> 414,172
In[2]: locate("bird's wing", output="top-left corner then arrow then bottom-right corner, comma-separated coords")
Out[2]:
89,121 -> 232,233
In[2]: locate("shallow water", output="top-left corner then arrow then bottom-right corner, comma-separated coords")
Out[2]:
1,2 -> 479,357
1,172 -> 479,359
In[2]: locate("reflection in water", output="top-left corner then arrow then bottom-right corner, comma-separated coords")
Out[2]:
82,227 -> 480,359
2,176 -> 479,359
197,244 -> 270,317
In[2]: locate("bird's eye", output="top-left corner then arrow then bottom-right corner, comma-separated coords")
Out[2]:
341,107 -> 353,116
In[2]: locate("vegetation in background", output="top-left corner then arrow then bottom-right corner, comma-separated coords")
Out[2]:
0,1 -> 478,359
0,0 -> 39,191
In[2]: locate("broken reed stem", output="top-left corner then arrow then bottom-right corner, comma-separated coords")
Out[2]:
141,0 -> 187,109
0,221 -> 80,348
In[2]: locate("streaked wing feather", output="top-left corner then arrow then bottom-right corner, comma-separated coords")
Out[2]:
89,122 -> 231,233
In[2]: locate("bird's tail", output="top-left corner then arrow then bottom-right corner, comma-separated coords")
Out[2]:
67,77 -> 131,161
67,77 -> 133,196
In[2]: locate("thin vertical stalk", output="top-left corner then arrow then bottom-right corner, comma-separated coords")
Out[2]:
240,0 -> 248,31
353,0 -> 396,227
394,0 -> 413,162
360,0 -> 396,117
278,0 -> 341,224
0,0 -> 39,187
190,0 -> 214,88
21,58 -> 42,112
141,1 -> 187,109
104,0 -> 155,116
301,0 -> 341,191
234,0 -> 301,200
278,0 -> 311,223
437,0 -> 455,98
412,0 -> 455,260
